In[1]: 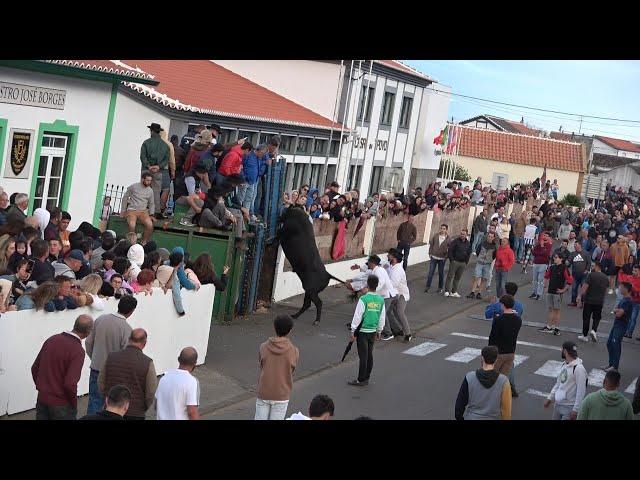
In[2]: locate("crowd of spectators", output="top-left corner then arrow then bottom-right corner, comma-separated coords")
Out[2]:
0,186 -> 228,316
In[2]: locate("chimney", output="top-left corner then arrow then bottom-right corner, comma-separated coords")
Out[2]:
520,116 -> 524,124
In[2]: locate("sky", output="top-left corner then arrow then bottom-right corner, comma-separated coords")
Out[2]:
403,60 -> 640,142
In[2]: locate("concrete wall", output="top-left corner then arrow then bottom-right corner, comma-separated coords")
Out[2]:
599,165 -> 640,190
0,285 -> 215,416
0,66 -> 112,230
107,91 -> 172,190
453,154 -> 582,196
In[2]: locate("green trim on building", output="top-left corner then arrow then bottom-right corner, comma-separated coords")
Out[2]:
92,83 -> 119,226
0,60 -> 159,86
28,119 -> 79,213
0,118 -> 8,174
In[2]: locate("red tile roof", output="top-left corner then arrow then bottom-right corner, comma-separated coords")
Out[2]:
550,131 -> 575,141
504,120 -> 542,137
117,60 -> 344,131
456,125 -> 585,172
595,135 -> 640,153
43,60 -> 156,82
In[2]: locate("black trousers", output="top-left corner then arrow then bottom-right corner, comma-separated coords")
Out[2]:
397,243 -> 411,270
35,401 -> 77,420
356,332 -> 376,382
582,303 -> 603,336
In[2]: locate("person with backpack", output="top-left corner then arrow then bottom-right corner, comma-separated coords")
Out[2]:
539,253 -> 573,336
544,341 -> 588,420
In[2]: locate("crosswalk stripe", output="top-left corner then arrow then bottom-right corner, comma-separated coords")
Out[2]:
513,355 -> 528,367
446,347 -> 481,363
587,369 -> 606,388
451,332 -> 561,351
625,378 -> 638,394
402,342 -> 447,357
525,388 -> 549,398
534,360 -> 564,378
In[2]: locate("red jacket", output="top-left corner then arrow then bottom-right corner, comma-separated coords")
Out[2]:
619,272 -> 640,303
218,145 -> 243,176
31,332 -> 86,408
495,245 -> 515,272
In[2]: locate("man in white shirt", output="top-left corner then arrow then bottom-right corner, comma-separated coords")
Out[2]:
287,394 -> 334,420
155,347 -> 200,420
384,249 -> 412,343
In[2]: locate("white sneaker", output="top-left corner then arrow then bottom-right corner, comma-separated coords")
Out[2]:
577,335 -> 589,342
472,252 -> 477,256
451,292 -> 461,298
607,289 -> 614,294
444,292 -> 450,297
589,330 -> 598,342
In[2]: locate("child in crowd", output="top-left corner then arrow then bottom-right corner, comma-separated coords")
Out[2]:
7,238 -> 27,273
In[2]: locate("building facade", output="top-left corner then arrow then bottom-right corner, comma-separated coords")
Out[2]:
0,60 -> 157,228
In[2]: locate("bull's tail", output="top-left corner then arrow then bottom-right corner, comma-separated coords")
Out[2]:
328,274 -> 347,286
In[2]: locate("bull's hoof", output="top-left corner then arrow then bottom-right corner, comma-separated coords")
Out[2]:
312,320 -> 320,326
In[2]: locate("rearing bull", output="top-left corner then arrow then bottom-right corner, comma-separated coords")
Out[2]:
277,205 -> 345,325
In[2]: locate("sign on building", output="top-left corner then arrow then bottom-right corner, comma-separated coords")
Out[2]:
4,129 -> 35,179
0,81 -> 66,110
582,174 -> 606,200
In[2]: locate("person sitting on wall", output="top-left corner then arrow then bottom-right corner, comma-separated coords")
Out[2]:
121,172 -> 155,245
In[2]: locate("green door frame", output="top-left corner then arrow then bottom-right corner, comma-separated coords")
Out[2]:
92,83 -> 118,226
0,118 -> 8,173
28,119 -> 79,213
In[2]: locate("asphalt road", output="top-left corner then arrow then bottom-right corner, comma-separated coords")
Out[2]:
204,265 -> 640,420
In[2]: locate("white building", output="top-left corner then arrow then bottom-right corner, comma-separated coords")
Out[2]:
214,60 -> 451,197
0,60 -> 157,228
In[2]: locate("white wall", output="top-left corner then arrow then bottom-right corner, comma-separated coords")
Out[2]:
592,138 -> 618,156
413,84 -> 451,171
107,91 -> 172,190
0,67 -> 112,229
599,165 -> 640,190
213,60 -> 343,120
0,285 -> 215,416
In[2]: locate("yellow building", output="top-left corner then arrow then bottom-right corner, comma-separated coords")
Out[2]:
448,125 -> 586,196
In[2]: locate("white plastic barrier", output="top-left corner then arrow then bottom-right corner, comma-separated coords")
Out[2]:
0,285 -> 215,416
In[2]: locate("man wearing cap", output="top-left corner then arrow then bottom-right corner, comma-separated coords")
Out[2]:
52,249 -> 85,280
140,123 -> 170,219
544,341 -> 588,420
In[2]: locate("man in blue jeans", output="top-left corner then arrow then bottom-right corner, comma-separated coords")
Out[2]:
605,281 -> 633,372
85,295 -> 138,415
425,224 -> 450,293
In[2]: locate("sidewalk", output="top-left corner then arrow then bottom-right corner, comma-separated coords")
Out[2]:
3,257 -> 531,419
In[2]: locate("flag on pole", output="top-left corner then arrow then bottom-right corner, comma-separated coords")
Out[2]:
440,124 -> 449,148
446,125 -> 458,154
540,165 -> 547,189
433,129 -> 444,145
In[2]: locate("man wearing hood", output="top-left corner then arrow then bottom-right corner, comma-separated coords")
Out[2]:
255,315 -> 299,420
577,370 -> 633,420
544,341 -> 588,420
455,345 -> 512,420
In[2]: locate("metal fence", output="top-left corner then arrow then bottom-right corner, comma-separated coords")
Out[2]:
100,184 -> 126,218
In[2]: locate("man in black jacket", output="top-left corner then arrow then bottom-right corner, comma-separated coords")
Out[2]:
80,385 -> 131,421
488,294 -> 522,382
29,239 -> 54,285
444,228 -> 472,298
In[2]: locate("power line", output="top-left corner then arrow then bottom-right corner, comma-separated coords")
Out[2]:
428,87 -> 640,125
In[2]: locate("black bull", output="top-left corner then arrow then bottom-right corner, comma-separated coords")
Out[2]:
277,206 -> 346,325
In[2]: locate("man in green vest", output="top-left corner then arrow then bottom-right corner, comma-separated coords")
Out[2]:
348,275 -> 386,387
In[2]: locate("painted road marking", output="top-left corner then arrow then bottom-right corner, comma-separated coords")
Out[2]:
451,332 -> 561,351
525,388 -> 549,398
513,355 -> 529,367
587,369 -> 607,388
446,347 -> 482,363
534,360 -> 564,378
402,342 -> 447,357
626,378 -> 638,394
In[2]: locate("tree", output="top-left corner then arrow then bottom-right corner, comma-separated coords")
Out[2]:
438,160 -> 471,182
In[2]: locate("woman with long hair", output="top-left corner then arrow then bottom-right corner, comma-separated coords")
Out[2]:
15,281 -> 59,312
77,273 -> 106,310
189,252 -> 229,291
0,236 -> 17,274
